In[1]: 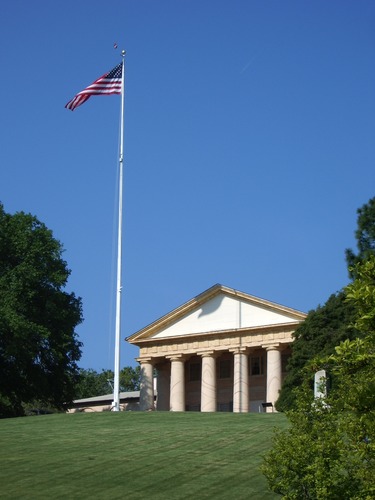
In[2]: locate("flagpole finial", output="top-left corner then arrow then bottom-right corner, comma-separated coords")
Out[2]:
121,50 -> 126,57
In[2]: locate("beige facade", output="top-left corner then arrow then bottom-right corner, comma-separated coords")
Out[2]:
127,284 -> 306,413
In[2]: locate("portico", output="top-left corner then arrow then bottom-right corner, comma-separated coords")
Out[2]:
127,284 -> 306,413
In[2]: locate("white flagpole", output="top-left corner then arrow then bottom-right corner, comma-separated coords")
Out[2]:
113,50 -> 126,411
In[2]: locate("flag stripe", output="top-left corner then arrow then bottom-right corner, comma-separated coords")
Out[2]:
65,63 -> 122,111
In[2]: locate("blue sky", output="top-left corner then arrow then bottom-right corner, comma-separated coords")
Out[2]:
1,1 -> 374,371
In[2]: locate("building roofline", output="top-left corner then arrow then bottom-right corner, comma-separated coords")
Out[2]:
126,284 -> 306,343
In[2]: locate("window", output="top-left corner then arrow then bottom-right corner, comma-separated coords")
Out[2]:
250,356 -> 264,376
189,362 -> 201,382
219,359 -> 231,379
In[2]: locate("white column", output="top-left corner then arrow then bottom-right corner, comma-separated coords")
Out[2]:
138,358 -> 154,411
265,345 -> 282,412
156,362 -> 170,411
200,351 -> 217,412
168,356 -> 185,412
232,349 -> 249,413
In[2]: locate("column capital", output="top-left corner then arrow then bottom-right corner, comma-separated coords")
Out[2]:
229,347 -> 248,354
197,350 -> 218,358
166,354 -> 186,362
262,343 -> 281,351
136,357 -> 154,365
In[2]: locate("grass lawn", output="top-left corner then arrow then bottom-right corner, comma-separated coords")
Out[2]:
0,411 -> 287,499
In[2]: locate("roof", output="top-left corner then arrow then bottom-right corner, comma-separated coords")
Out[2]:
127,284 -> 306,344
72,391 -> 140,405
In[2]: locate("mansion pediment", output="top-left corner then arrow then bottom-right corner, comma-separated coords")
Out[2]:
127,284 -> 306,344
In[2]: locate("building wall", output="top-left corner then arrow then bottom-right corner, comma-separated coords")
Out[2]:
129,286 -> 305,414
154,348 -> 291,412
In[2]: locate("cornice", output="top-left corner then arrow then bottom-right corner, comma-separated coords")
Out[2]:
127,321 -> 302,346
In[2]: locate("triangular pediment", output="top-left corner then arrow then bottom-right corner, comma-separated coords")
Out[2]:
127,284 -> 306,344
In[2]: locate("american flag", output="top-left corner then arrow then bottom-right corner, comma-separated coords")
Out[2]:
65,63 -> 122,111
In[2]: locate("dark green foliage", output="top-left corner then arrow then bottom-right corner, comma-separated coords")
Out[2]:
0,203 -> 83,417
263,378 -> 375,499
262,257 -> 375,499
74,369 -> 112,399
277,197 -> 375,412
346,197 -> 375,279
75,366 -> 140,399
120,365 -> 140,392
276,291 -> 359,411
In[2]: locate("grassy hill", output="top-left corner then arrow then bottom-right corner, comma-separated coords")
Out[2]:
0,411 -> 287,499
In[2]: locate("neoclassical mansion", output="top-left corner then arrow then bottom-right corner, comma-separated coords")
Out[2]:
127,284 -> 306,413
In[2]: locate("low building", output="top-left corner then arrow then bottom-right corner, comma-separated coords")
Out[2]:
68,391 -> 142,412
127,284 -> 306,413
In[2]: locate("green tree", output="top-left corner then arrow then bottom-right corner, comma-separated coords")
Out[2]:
75,366 -> 140,399
262,257 -> 375,499
346,254 -> 375,333
277,197 -> 375,411
120,365 -> 140,392
0,204 -> 83,417
74,369 -> 112,399
276,291 -> 359,411
346,197 -> 375,279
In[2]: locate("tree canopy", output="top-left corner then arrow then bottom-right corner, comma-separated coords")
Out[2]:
75,366 -> 140,399
277,196 -> 375,412
276,291 -> 359,411
346,197 -> 375,279
0,204 -> 83,417
262,256 -> 375,499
